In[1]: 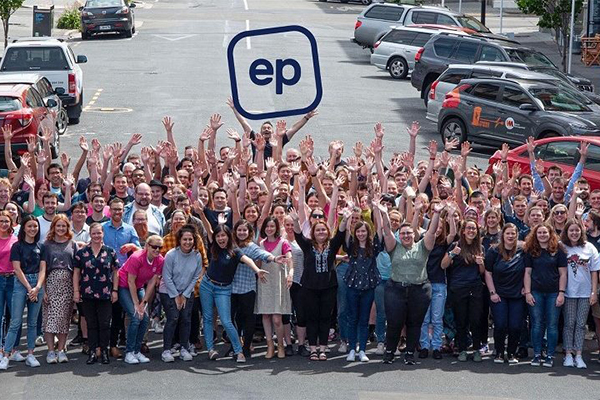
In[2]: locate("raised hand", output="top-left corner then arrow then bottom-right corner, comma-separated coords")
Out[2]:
36,149 -> 48,165
526,136 -> 536,154
428,140 -> 438,159
1,125 -> 14,141
128,133 -> 143,146
60,153 -> 70,170
305,109 -> 318,120
460,141 -> 472,158
210,114 -> 224,131
444,137 -> 459,152
276,120 -> 287,138
407,121 -> 420,138
79,136 -> 89,152
26,137 -> 36,153
353,141 -> 363,158
500,143 -> 510,161
91,138 -> 101,153
252,133 -> 266,151
374,122 -> 385,139
200,126 -> 212,142
162,116 -> 174,133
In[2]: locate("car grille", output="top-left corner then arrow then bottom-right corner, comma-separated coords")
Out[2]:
578,84 -> 594,92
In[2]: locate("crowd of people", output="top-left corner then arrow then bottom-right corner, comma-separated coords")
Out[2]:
0,99 -> 599,371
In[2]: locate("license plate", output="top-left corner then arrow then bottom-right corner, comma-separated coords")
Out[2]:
99,25 -> 111,30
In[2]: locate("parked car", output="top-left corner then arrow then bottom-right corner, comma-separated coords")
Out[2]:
410,33 -> 573,106
371,26 -> 461,79
437,78 -> 600,147
0,38 -> 87,124
0,82 -> 59,163
353,4 -> 492,49
80,0 -> 136,40
426,64 -> 600,123
319,0 -> 380,4
486,136 -> 600,190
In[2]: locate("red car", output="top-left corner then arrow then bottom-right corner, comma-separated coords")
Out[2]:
0,83 -> 59,165
486,136 -> 600,190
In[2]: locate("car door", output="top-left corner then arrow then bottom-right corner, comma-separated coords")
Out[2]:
496,83 -> 539,145
478,45 -> 506,62
26,88 -> 50,133
465,82 -> 502,139
582,144 -> 600,189
406,32 -> 433,67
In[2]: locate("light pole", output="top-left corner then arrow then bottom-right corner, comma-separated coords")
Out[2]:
568,0 -> 576,74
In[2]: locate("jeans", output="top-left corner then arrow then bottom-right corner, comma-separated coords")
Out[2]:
81,298 -> 112,351
232,291 -> 256,352
419,283 -> 447,351
160,293 -> 193,351
385,281 -> 432,354
336,263 -> 350,341
374,280 -> 387,344
0,275 -> 15,349
303,286 -> 337,347
200,277 -> 242,354
529,291 -> 561,357
490,297 -> 525,356
346,287 -> 375,352
4,274 -> 40,352
119,287 -> 149,354
449,284 -> 484,352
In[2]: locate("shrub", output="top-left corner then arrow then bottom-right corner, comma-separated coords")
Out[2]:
56,4 -> 81,31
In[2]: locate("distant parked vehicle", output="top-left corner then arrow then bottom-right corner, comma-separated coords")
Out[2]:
80,0 -> 136,40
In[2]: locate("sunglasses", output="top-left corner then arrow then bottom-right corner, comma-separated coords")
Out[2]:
554,210 -> 566,215
311,214 -> 325,219
148,244 -> 162,250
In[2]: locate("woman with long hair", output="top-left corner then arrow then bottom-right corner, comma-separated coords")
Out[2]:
523,223 -> 567,368
201,224 -> 268,363
484,223 -> 526,364
482,208 -> 503,253
0,215 -> 43,369
441,219 -> 486,363
41,214 -> 77,364
560,219 -> 599,369
0,210 -> 17,361
547,204 -> 568,236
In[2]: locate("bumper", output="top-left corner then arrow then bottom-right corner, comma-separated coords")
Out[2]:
58,95 -> 78,107
82,18 -> 132,33
370,54 -> 387,69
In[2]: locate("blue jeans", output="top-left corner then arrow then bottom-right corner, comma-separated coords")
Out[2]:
119,287 -> 149,354
200,277 -> 242,354
346,287 -> 375,352
336,263 -> 350,341
4,275 -> 40,352
0,275 -> 15,349
374,279 -> 387,344
529,291 -> 560,357
419,283 -> 447,351
490,297 -> 525,356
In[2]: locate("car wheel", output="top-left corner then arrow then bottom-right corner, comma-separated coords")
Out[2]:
132,24 -> 136,34
56,108 -> 68,135
441,117 -> 467,145
124,28 -> 133,38
81,31 -> 89,40
388,57 -> 408,79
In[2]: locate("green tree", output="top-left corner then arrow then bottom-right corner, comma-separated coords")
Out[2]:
516,0 -> 583,71
0,0 -> 25,48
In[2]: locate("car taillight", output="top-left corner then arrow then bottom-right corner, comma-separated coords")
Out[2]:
429,80 -> 439,100
415,48 -> 424,62
442,84 -> 471,109
19,111 -> 33,127
355,20 -> 362,30
116,6 -> 129,14
69,73 -> 76,94
374,39 -> 381,49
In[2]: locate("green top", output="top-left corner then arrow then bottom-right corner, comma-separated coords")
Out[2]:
389,239 -> 430,284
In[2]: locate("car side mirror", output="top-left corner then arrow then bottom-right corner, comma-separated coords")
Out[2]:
519,103 -> 537,112
55,87 -> 65,95
129,2 -> 136,7
78,6 -> 83,10
46,99 -> 58,108
76,55 -> 88,64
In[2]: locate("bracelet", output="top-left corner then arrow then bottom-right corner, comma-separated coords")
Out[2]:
234,139 -> 241,143
429,157 -> 436,160
501,160 -> 507,163
310,173 -> 317,177
490,291 -> 496,296
559,290 -> 566,293
304,116 -> 309,121
539,174 -> 546,178
112,289 -> 118,293
448,251 -> 457,259
239,174 -> 246,178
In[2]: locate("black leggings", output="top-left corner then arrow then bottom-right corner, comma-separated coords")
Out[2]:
290,282 -> 306,327
109,300 -> 125,348
231,291 -> 256,351
81,299 -> 112,350
302,286 -> 337,347
449,284 -> 484,352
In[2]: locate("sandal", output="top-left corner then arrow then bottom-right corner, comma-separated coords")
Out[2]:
309,352 -> 319,361
319,352 -> 327,361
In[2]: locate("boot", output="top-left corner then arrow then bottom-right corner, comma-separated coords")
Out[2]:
101,349 -> 110,364
265,340 -> 275,359
86,352 -> 98,365
277,342 -> 285,359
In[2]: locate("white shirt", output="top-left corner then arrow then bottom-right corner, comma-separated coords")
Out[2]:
564,242 -> 600,298
38,215 -> 53,243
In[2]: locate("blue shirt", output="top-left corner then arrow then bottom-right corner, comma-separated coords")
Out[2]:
232,243 -> 272,294
102,220 -> 140,265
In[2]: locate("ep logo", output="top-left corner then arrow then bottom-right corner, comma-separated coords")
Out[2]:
227,25 -> 323,120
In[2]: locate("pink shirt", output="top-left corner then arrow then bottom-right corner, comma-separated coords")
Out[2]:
262,238 -> 291,255
0,235 -> 18,274
118,249 -> 164,289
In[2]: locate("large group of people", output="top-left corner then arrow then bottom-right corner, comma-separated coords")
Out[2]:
0,100 -> 599,372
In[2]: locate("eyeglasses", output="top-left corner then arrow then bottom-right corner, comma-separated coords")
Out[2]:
464,226 -> 478,231
148,244 -> 162,250
553,210 -> 566,215
311,214 -> 325,219
0,220 -> 11,224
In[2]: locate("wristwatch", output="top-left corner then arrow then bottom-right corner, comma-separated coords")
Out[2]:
489,291 -> 496,296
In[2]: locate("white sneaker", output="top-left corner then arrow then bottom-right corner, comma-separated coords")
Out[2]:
358,351 -> 369,362
46,351 -> 58,364
575,355 -> 587,369
346,349 -> 356,362
161,350 -> 174,363
35,336 -> 46,346
9,352 -> 26,362
135,352 -> 150,363
57,351 -> 69,363
563,354 -> 574,367
0,357 -> 8,370
338,342 -> 348,354
180,348 -> 193,361
124,352 -> 140,364
187,345 -> 198,357
153,320 -> 164,334
375,343 -> 385,355
25,355 -> 40,368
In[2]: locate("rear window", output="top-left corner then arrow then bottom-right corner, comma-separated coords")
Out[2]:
440,70 -> 469,84
411,33 -> 433,47
382,30 -> 418,45
411,12 -> 437,24
364,6 -> 404,21
506,49 -> 555,68
470,69 -> 502,78
470,83 -> 500,101
86,0 -> 123,6
452,41 -> 479,63
1,47 -> 69,72
0,97 -> 21,112
433,37 -> 456,57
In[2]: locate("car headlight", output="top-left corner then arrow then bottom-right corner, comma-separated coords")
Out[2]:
570,122 -> 596,130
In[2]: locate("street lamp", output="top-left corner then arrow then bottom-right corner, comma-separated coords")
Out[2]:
568,0 -> 576,73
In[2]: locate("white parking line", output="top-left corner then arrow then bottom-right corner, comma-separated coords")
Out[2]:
243,0 -> 248,10
246,19 -> 251,49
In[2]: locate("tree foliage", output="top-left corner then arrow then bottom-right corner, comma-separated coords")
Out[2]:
0,0 -> 25,48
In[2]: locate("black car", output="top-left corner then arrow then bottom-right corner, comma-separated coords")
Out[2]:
80,0 -> 136,40
410,33 -> 591,106
437,78 -> 600,147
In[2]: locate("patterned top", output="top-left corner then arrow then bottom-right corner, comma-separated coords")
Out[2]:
344,237 -> 383,290
232,243 -> 273,294
74,244 -> 120,300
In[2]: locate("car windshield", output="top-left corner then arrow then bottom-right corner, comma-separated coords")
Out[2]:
456,16 -> 490,33
86,0 -> 122,7
0,97 -> 20,112
506,49 -> 556,68
529,87 -> 592,112
1,47 -> 69,72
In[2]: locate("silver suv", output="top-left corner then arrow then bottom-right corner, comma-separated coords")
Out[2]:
352,3 -> 491,49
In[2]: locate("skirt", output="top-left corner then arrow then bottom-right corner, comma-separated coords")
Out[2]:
43,269 -> 74,335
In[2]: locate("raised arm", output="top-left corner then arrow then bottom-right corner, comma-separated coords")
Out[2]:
226,97 -> 252,135
418,140 -> 438,194
423,202 -> 443,250
285,109 -> 318,141
2,125 -> 17,171
120,133 -> 142,162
